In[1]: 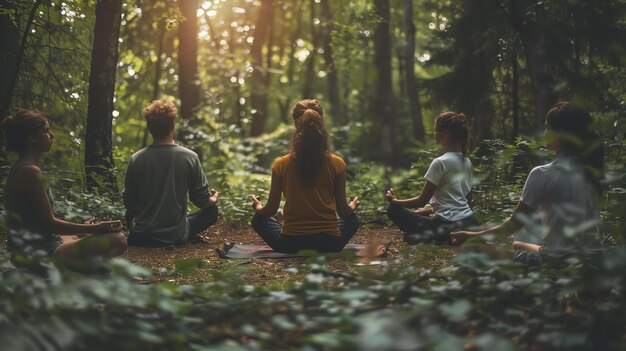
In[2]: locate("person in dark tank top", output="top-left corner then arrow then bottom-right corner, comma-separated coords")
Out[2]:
1,109 -> 127,263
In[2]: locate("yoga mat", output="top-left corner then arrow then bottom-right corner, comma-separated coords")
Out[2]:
216,242 -> 386,259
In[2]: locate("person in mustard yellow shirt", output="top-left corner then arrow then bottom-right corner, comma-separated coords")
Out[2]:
250,99 -> 360,253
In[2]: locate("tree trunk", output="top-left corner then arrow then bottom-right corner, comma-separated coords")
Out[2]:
0,0 -> 41,118
142,21 -> 166,148
403,0 -> 425,141
319,0 -> 343,124
224,10 -> 243,129
281,0 -> 303,122
249,0 -> 273,136
511,52 -> 519,141
0,1 -> 19,160
373,0 -> 395,165
301,0 -> 318,100
178,0 -> 201,127
512,0 -> 556,131
85,0 -> 123,191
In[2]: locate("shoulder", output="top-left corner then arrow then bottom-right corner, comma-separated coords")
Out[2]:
525,164 -> 549,185
529,163 -> 550,176
428,157 -> 444,169
330,153 -> 347,171
274,153 -> 292,165
12,164 -> 44,185
272,153 -> 292,172
13,164 -> 42,176
172,145 -> 199,158
130,147 -> 149,161
464,157 -> 473,167
330,153 -> 345,164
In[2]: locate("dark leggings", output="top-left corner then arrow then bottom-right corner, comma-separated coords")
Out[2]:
128,205 -> 218,246
387,204 -> 478,244
251,212 -> 360,253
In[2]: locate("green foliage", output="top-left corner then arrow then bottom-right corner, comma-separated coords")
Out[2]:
1,1 -> 625,349
1,237 -> 624,350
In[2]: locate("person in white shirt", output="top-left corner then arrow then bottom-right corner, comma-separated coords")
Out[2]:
451,102 -> 604,264
386,111 -> 478,244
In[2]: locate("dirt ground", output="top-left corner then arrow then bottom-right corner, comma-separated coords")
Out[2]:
1,224 -> 457,286
121,223 -> 455,286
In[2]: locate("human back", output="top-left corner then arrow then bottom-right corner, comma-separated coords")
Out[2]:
124,144 -> 209,243
250,99 -> 359,253
123,99 -> 218,246
450,102 -> 604,262
518,102 -> 603,256
426,151 -> 473,221
273,152 -> 346,235
521,157 -> 599,255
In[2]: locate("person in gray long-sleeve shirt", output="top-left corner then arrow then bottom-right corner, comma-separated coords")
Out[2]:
123,100 -> 219,245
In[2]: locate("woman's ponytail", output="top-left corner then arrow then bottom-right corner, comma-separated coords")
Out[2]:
291,100 -> 329,185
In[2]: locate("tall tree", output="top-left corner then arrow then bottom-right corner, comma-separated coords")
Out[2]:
373,0 -> 395,165
319,0 -> 343,124
0,0 -> 42,118
178,0 -> 201,126
301,0 -> 319,100
403,0 -> 425,141
142,20 -> 167,148
511,0 -> 556,131
85,0 -> 123,191
249,0 -> 273,136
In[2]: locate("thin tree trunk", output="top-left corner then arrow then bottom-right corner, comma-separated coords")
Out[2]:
223,9 -> 243,128
286,0 -> 302,88
178,0 -> 201,126
511,52 -> 519,141
142,21 -> 166,148
0,1 -> 19,160
282,0 -> 303,122
512,0 -> 556,131
249,0 -> 273,136
85,0 -> 123,191
319,0 -> 343,124
373,0 -> 395,165
301,0 -> 318,99
403,0 -> 425,141
274,6 -> 289,122
360,47 -> 370,122
0,0 -> 42,117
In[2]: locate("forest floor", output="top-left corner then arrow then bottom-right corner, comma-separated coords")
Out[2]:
1,224 -> 457,287
123,223 -> 456,286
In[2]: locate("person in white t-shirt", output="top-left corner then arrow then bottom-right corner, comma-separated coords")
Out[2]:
451,102 -> 604,264
386,111 -> 478,244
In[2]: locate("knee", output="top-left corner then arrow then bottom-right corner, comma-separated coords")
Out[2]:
251,212 -> 265,230
387,203 -> 401,219
207,205 -> 219,223
207,204 -> 218,216
202,205 -> 219,219
345,213 -> 360,229
106,232 -> 128,255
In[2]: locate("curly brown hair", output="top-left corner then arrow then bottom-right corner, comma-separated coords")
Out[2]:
143,99 -> 177,138
435,111 -> 471,156
1,109 -> 49,152
291,99 -> 329,185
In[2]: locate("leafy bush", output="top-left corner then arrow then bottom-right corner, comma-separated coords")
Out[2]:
1,239 -> 624,350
